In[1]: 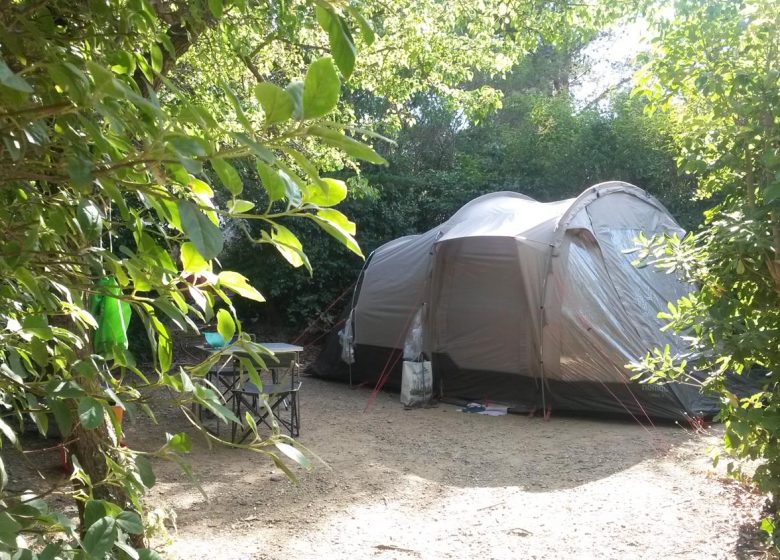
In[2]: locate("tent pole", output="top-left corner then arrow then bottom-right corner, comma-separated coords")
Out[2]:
348,250 -> 375,388
537,243 -> 557,414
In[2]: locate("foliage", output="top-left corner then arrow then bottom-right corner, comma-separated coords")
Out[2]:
227,81 -> 702,330
0,0 -> 637,556
629,0 -> 780,545
0,0 -> 384,556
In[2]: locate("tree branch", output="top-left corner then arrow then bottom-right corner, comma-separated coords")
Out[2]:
133,1 -> 221,92
0,101 -> 74,120
578,75 -> 632,112
239,54 -> 265,82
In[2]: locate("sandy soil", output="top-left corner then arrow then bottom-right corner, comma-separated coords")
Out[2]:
3,348 -> 769,560
112,375 -> 771,560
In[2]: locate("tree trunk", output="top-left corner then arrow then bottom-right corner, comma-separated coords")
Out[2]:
56,301 -> 147,548
769,211 -> 780,294
66,412 -> 146,549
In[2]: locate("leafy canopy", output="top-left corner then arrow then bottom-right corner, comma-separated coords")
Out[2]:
0,0 -> 381,557
631,0 -> 780,546
0,0 -> 626,557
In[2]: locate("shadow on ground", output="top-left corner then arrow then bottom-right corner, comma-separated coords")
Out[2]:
131,377 -> 687,526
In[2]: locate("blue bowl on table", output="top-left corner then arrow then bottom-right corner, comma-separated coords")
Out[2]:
204,331 -> 226,348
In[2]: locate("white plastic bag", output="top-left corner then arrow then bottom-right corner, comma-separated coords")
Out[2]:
339,309 -> 355,364
403,306 -> 425,361
400,360 -> 432,407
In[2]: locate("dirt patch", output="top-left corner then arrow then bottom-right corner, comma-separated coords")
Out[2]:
122,376 -> 769,560
5,373 -> 771,559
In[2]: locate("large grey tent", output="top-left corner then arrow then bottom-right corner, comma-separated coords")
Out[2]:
314,181 -> 717,420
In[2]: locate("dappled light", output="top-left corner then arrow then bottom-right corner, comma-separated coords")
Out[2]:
0,0 -> 776,557
128,380 -> 763,559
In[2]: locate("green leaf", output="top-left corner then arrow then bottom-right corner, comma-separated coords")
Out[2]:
317,208 -> 356,235
178,200 -> 224,260
50,399 -> 73,438
216,309 -> 236,344
764,180 -> 780,204
231,132 -> 276,163
135,53 -> 153,83
165,432 -> 192,453
48,62 -> 86,95
346,6 -> 375,46
135,455 -> 156,489
154,297 -> 193,333
303,57 -> 340,119
29,407 -> 48,437
256,161 -> 285,202
84,500 -> 120,528
284,147 -> 326,187
189,177 -> 214,199
0,57 -> 32,93
285,81 -> 304,120
309,126 -> 387,164
217,271 -> 265,302
78,397 -> 104,430
138,549 -> 164,560
208,0 -> 223,18
229,199 -> 255,213
108,51 -> 136,75
115,541 -> 141,560
157,324 -> 172,373
181,241 -> 210,273
211,157 -> 243,195
0,417 -> 18,447
76,199 -> 104,240
0,512 -> 22,546
313,217 -> 363,258
83,516 -> 117,558
188,285 -> 208,313
67,156 -> 93,188
38,543 -> 64,560
223,82 -> 253,131
269,453 -> 298,484
303,177 -> 348,207
12,546 -> 34,560
315,7 -> 356,79
275,166 -> 302,205
275,442 -> 311,469
150,44 -> 163,74
168,135 -> 208,158
761,516 -> 775,536
254,83 -> 294,124
116,511 -> 143,535
270,224 -> 308,269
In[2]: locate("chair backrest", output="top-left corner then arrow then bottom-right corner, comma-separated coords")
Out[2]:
269,353 -> 296,369
209,356 -> 237,374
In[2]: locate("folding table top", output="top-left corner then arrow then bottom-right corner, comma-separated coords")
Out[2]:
197,341 -> 304,355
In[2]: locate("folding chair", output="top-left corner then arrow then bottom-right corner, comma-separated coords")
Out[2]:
231,352 -> 302,442
194,355 -> 241,437
206,356 -> 240,401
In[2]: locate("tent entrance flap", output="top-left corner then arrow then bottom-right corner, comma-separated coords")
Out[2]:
430,236 -> 535,380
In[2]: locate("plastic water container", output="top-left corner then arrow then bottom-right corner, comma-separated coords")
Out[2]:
204,331 -> 226,348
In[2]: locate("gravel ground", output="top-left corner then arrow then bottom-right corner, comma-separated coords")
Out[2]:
119,375 -> 771,560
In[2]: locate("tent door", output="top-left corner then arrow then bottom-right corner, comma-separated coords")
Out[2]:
430,237 -> 536,406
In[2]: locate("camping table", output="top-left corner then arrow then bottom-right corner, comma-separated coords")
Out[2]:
196,342 -> 303,377
196,342 -> 304,440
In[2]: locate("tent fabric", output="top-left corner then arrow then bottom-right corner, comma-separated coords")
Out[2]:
317,182 -> 717,420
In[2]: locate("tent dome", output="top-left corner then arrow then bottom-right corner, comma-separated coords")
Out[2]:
315,182 -> 716,420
